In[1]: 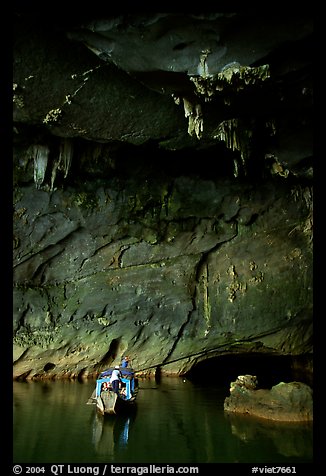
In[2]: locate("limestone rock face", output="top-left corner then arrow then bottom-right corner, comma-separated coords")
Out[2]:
13,11 -> 313,380
13,171 -> 312,379
224,376 -> 313,422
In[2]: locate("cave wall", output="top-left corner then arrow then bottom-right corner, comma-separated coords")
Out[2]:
13,152 -> 312,379
13,11 -> 313,380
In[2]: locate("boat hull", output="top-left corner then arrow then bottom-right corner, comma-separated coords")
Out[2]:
97,391 -> 136,415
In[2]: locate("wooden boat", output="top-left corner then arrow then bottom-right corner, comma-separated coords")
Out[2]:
87,367 -> 138,415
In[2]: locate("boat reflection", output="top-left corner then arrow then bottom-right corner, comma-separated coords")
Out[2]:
92,411 -> 136,456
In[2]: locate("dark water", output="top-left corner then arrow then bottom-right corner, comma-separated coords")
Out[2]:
13,378 -> 313,464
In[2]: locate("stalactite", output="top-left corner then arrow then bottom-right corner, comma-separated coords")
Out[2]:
32,145 -> 49,189
213,119 -> 250,177
197,49 -> 212,79
50,160 -> 59,192
182,98 -> 203,140
50,139 -> 73,191
190,64 -> 270,101
59,139 -> 73,178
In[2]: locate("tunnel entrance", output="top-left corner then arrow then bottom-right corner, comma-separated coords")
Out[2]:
185,353 -> 313,389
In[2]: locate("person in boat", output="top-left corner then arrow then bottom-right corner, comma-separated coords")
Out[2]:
121,356 -> 129,368
110,365 -> 121,394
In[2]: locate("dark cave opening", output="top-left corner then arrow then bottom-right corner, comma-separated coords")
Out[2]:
186,353 -> 313,389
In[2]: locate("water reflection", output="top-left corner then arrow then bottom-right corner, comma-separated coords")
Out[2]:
225,412 -> 313,458
92,413 -> 135,457
13,379 -> 313,463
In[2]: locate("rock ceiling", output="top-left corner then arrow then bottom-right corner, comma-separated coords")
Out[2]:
13,10 -> 313,181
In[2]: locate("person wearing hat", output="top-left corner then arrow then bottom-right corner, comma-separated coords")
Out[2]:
110,365 -> 121,393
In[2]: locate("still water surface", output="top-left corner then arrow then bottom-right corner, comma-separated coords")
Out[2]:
13,378 -> 312,464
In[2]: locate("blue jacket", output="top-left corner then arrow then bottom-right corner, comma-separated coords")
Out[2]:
121,358 -> 128,367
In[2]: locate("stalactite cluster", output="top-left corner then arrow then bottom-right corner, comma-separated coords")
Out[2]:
29,139 -> 73,191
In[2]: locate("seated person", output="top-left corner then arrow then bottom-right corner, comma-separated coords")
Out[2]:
102,382 -> 110,392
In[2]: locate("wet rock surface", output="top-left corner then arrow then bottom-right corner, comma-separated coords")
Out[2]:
224,375 -> 313,422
